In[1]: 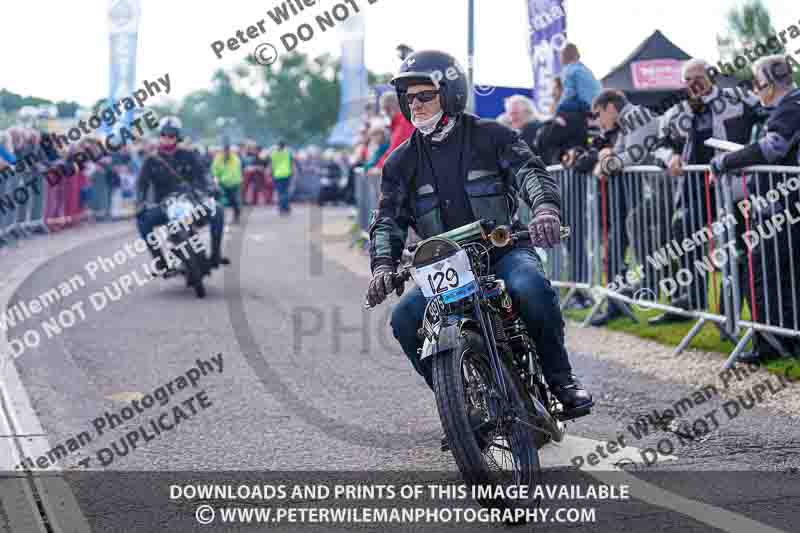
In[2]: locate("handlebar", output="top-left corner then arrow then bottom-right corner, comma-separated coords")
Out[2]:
512,225 -> 571,241
138,188 -> 215,210
405,225 -> 569,254
363,225 -> 570,310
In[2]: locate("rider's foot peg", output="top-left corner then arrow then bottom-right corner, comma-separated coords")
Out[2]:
556,404 -> 593,421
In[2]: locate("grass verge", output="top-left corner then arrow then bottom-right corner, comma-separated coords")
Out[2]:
562,290 -> 799,379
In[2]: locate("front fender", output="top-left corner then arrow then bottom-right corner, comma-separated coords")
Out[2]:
420,319 -> 472,361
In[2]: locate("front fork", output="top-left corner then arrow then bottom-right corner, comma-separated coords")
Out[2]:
471,293 -> 510,406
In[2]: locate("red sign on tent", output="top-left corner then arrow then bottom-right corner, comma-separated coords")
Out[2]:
630,59 -> 685,89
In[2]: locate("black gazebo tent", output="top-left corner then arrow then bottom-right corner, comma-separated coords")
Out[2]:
602,30 -> 744,111
601,30 -> 693,107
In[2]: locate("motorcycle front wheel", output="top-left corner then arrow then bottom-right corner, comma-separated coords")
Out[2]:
174,233 -> 206,299
432,329 -> 542,511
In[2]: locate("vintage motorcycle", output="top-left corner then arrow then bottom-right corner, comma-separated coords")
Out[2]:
369,219 -> 584,510
143,189 -> 215,298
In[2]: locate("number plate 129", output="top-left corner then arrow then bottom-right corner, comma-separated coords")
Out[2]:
413,250 -> 477,302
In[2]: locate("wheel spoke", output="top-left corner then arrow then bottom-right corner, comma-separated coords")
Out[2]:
449,338 -> 539,487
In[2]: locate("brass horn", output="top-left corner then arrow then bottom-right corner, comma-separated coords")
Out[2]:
489,225 -> 512,248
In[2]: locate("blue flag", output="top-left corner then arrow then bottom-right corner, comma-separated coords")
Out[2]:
527,0 -> 567,116
327,15 -> 369,147
107,0 -> 141,134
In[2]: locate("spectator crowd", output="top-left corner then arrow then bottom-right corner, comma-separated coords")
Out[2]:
497,42 -> 799,363
2,42 -> 798,363
0,115 -> 392,241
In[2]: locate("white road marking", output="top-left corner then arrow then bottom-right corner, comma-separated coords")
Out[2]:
486,434 -> 676,471
0,241 -> 112,532
107,391 -> 145,402
484,433 -> 785,531
589,469 -> 788,533
539,434 -> 677,469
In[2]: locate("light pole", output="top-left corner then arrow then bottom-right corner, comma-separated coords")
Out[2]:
397,44 -> 413,62
467,0 -> 475,112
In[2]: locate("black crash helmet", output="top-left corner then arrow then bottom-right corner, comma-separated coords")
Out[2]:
391,50 -> 468,122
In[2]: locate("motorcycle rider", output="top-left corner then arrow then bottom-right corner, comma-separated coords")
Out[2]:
366,50 -> 592,416
136,116 -> 230,273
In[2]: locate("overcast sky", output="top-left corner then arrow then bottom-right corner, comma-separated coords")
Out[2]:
1,0 -> 797,108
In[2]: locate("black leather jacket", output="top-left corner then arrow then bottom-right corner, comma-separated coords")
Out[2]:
137,148 -> 208,203
369,113 -> 560,272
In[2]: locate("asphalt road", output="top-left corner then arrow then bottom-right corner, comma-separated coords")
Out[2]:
1,205 -> 799,532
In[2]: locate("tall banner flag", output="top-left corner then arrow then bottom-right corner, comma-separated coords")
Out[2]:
527,0 -> 567,116
327,14 -> 369,146
107,0 -> 141,133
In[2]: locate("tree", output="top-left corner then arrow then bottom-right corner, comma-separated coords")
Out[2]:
721,0 -> 800,86
245,51 -> 341,146
726,0 -> 777,50
55,101 -> 80,118
0,89 -> 79,118
175,70 -> 265,145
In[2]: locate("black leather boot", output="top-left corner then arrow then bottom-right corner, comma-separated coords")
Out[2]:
549,373 -> 593,418
589,301 -> 623,327
648,311 -> 692,325
648,296 -> 691,325
736,350 -> 780,364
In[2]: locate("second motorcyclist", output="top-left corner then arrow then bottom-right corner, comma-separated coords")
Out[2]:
136,116 -> 230,273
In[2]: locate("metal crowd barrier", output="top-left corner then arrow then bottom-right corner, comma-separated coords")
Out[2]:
2,158 -> 90,246
0,164 -> 38,245
25,170 -> 49,234
542,166 -> 596,311
719,165 -> 800,366
348,159 -> 800,367
354,167 -> 378,241
0,170 -> 14,245
547,163 -> 800,368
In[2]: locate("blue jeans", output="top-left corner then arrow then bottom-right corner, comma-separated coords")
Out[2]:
136,205 -> 224,260
390,247 -> 573,389
555,96 -> 590,114
220,185 -> 241,221
274,177 -> 291,212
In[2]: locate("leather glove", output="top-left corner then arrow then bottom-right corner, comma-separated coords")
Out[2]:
710,154 -> 728,176
574,149 -> 599,174
366,266 -> 404,307
529,206 -> 562,248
